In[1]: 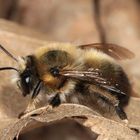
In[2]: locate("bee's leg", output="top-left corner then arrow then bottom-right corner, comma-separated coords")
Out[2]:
49,79 -> 76,107
26,99 -> 37,112
103,97 -> 128,121
49,93 -> 61,107
18,98 -> 38,118
115,104 -> 139,133
90,85 -> 128,121
114,104 -> 128,121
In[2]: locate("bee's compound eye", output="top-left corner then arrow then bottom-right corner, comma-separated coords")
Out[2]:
50,67 -> 59,77
20,75 -> 32,96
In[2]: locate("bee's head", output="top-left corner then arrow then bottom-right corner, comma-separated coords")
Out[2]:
0,45 -> 42,98
18,55 -> 39,97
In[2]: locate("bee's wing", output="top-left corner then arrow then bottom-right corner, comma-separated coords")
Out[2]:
79,43 -> 134,60
60,70 -> 126,96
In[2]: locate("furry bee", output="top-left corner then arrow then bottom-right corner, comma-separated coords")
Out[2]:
0,43 -> 134,120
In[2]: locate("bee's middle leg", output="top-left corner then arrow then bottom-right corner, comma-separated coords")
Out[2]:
49,93 -> 61,107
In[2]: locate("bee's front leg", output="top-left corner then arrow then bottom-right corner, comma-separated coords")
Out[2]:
49,93 -> 61,107
18,98 -> 39,118
19,93 -> 62,118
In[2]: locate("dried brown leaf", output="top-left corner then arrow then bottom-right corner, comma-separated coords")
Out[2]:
0,104 -> 99,140
0,103 -> 139,140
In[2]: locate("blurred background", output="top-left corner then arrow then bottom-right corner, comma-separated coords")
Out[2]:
0,0 -> 140,139
0,0 -> 139,44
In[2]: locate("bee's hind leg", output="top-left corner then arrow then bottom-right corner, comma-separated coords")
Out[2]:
114,104 -> 128,121
114,103 -> 140,134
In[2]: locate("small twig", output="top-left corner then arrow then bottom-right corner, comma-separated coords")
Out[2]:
93,0 -> 107,43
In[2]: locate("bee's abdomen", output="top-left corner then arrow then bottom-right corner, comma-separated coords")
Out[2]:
89,59 -> 131,106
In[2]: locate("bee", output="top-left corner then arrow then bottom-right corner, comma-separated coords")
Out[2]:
0,43 -> 134,121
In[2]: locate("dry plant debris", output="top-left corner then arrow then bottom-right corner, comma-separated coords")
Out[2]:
0,104 -> 139,140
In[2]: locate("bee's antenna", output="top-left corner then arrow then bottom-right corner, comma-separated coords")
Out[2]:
0,67 -> 19,72
0,44 -> 18,62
